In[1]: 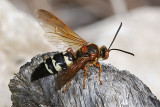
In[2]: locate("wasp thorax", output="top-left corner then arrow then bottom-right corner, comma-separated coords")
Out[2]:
76,44 -> 99,58
100,46 -> 110,60
86,44 -> 99,55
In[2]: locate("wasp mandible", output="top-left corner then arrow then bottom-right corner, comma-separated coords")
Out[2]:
31,9 -> 134,92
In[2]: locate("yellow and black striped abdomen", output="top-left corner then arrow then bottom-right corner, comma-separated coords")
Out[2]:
31,52 -> 76,82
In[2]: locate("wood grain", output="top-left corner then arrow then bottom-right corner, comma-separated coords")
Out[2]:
9,52 -> 160,107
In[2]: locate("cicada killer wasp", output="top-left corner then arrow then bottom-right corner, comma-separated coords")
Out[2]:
31,9 -> 134,92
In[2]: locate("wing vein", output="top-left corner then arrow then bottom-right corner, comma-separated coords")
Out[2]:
35,9 -> 88,51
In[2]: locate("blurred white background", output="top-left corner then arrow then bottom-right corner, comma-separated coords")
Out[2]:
0,0 -> 160,106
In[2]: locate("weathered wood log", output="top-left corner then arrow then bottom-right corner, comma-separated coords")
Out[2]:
9,52 -> 160,107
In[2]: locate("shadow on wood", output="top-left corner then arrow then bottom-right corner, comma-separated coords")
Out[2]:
9,52 -> 160,107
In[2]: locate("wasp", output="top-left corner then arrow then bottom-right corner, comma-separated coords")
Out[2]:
31,9 -> 134,92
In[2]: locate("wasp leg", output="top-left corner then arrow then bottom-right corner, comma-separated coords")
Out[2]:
43,56 -> 48,60
66,48 -> 74,54
66,48 -> 76,58
82,45 -> 88,53
95,62 -> 103,85
62,80 -> 71,93
83,66 -> 87,89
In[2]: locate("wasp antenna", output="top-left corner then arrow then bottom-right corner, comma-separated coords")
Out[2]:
110,48 -> 134,56
108,22 -> 122,51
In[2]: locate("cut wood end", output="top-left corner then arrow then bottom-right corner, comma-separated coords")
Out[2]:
8,52 -> 160,107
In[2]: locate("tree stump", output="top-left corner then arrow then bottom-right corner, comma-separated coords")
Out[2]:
9,52 -> 160,107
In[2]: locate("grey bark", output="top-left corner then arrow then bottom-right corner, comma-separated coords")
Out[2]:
9,52 -> 160,107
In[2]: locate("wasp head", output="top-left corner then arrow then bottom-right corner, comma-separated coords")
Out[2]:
100,45 -> 110,60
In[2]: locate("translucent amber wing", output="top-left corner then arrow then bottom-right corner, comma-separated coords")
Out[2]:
35,9 -> 87,51
55,57 -> 90,90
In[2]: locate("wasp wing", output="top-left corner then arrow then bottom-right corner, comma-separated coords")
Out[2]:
55,57 -> 90,90
35,9 -> 88,51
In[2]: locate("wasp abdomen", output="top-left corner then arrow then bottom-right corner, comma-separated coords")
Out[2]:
31,52 -> 76,82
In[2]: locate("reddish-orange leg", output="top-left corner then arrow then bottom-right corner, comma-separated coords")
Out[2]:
66,48 -> 74,55
95,62 -> 103,85
83,66 -> 87,89
66,48 -> 75,57
62,80 -> 71,93
82,45 -> 88,53
43,56 -> 48,60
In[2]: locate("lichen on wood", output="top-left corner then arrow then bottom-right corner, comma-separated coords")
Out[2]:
9,52 -> 160,107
